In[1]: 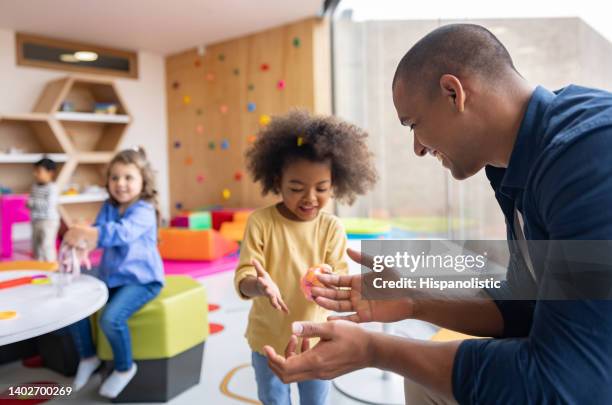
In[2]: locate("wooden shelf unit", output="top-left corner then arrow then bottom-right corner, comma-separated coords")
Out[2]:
0,75 -> 131,225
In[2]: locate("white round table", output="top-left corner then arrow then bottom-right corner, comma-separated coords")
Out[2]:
0,270 -> 108,346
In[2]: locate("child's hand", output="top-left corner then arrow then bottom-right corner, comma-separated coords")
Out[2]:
63,225 -> 98,252
252,259 -> 290,314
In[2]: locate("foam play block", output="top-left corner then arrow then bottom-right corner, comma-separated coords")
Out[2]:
97,275 -> 209,360
109,342 -> 205,403
219,220 -> 247,242
233,210 -> 253,223
188,212 -> 211,230
158,228 -> 238,261
170,215 -> 189,228
96,275 -> 209,402
211,210 -> 234,230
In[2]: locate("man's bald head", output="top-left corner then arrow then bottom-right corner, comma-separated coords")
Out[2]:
393,24 -> 519,98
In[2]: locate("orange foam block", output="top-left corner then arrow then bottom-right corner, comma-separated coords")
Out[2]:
232,210 -> 252,222
158,228 -> 238,261
219,220 -> 247,242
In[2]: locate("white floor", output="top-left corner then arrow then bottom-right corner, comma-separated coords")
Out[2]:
0,240 -> 438,404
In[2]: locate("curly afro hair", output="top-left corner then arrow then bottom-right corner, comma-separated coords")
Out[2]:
245,110 -> 378,205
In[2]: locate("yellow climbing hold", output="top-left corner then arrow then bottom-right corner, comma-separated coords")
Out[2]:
259,114 -> 271,126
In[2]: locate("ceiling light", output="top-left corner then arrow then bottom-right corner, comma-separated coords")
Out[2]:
74,51 -> 98,62
60,53 -> 79,63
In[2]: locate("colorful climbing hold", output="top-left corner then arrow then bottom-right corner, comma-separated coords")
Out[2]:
183,95 -> 191,105
247,102 -> 256,112
248,84 -> 255,91
196,108 -> 203,116
196,174 -> 205,183
174,141 -> 181,149
260,63 -> 270,71
222,189 -> 231,200
194,59 -> 201,68
247,134 -> 257,143
233,68 -> 240,76
234,171 -> 242,181
220,104 -> 228,114
185,156 -> 193,165
259,114 -> 271,126
293,37 -> 301,48
221,139 -> 229,150
208,141 -> 216,150
175,202 -> 183,210
218,53 -> 225,61
196,124 -> 204,134
206,72 -> 215,81
277,80 -> 286,90
172,81 -> 180,90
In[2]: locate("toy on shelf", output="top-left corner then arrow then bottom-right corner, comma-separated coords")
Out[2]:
301,264 -> 331,301
93,102 -> 118,115
60,101 -> 75,112
158,228 -> 238,261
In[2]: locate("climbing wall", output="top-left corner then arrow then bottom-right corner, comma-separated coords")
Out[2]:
166,17 -> 331,216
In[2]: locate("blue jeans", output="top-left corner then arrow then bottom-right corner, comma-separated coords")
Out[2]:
69,282 -> 162,371
252,351 -> 330,405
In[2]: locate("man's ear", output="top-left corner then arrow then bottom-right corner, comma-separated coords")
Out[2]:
439,74 -> 466,113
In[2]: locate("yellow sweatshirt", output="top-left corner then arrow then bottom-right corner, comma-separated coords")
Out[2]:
234,204 -> 348,355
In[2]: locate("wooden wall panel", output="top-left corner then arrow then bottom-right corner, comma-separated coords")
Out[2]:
166,17 -> 330,216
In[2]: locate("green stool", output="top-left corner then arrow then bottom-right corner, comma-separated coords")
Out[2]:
96,275 -> 209,402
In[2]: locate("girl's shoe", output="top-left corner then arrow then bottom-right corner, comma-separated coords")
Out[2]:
73,356 -> 101,391
99,363 -> 138,398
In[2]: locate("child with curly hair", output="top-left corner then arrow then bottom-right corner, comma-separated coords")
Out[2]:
234,110 -> 377,405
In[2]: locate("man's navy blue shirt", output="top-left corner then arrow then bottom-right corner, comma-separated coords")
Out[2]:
452,86 -> 612,404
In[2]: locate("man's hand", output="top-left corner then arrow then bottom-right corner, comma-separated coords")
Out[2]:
252,259 -> 289,313
264,320 -> 374,383
312,248 -> 414,323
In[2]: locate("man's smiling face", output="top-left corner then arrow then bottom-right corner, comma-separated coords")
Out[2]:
392,77 -> 488,180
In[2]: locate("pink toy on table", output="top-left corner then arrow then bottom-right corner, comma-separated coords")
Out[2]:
0,194 -> 30,258
301,264 -> 332,301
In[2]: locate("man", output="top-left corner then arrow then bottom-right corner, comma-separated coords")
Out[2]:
263,24 -> 612,404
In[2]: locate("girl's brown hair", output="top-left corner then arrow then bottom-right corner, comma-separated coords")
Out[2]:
106,147 -> 160,225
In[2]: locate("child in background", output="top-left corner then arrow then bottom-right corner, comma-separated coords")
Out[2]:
235,110 -> 377,405
27,157 -> 59,261
63,147 -> 164,398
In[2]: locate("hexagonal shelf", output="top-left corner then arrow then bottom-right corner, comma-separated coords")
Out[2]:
0,75 -> 130,225
0,113 -> 68,193
34,76 -> 131,153
57,160 -> 109,224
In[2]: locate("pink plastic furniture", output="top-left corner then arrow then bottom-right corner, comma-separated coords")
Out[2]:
0,194 -> 30,258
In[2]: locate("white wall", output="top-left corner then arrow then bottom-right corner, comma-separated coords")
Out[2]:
0,28 -> 170,221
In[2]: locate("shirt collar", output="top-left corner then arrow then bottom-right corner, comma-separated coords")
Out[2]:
487,86 -> 556,198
